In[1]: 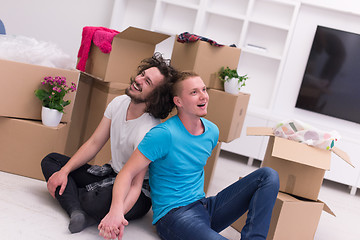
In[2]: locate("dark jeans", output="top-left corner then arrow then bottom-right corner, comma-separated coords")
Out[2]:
41,152 -> 151,222
155,167 -> 279,240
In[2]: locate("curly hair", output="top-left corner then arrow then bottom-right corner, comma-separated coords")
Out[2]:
132,52 -> 179,119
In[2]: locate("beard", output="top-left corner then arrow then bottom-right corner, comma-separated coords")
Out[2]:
125,87 -> 147,104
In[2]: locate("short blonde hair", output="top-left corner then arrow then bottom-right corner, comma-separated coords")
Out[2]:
172,71 -> 199,96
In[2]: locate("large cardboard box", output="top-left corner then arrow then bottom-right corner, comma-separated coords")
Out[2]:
83,79 -> 128,166
247,127 -> 352,200
64,72 -> 97,156
206,89 -> 250,143
0,59 -> 79,123
171,39 -> 241,87
0,117 -> 70,180
204,142 -> 222,194
232,192 -> 334,240
64,73 -> 128,166
84,27 -> 170,83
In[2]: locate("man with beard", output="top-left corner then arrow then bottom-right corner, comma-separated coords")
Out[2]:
41,53 -> 178,234
98,72 -> 279,240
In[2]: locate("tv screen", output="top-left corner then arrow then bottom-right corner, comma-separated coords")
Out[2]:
295,26 -> 360,124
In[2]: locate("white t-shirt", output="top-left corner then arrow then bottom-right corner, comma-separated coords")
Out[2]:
104,95 -> 161,179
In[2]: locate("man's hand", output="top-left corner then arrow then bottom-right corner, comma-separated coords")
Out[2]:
47,170 -> 68,198
98,212 -> 128,240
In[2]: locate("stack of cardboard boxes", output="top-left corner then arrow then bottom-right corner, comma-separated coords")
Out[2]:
170,37 -> 250,192
67,27 -> 171,166
0,27 -> 249,197
0,58 -> 82,180
231,127 -> 353,239
0,27 -> 170,181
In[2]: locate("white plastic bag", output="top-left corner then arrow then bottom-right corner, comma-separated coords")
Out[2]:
273,119 -> 340,150
0,35 -> 76,69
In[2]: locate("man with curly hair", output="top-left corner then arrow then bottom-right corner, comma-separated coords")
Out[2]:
41,53 -> 179,233
98,72 -> 279,240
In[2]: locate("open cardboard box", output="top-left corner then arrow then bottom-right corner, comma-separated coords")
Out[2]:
0,58 -> 79,123
84,26 -> 170,83
247,127 -> 353,201
171,37 -> 241,87
232,191 -> 335,240
206,89 -> 250,143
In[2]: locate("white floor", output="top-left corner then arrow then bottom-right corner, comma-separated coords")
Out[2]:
1,150 -> 360,240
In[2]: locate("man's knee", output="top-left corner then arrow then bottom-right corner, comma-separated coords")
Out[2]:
41,152 -> 67,180
261,167 -> 280,190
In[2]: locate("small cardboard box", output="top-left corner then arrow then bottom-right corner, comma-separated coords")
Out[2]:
206,89 -> 250,143
0,59 -> 80,123
171,38 -> 241,87
232,192 -> 334,240
247,127 -> 353,201
0,117 -> 70,180
84,26 -> 170,83
204,142 -> 222,194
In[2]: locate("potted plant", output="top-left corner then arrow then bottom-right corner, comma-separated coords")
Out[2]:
218,66 -> 248,94
34,76 -> 77,127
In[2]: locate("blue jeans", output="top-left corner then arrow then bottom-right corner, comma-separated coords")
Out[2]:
155,167 -> 279,240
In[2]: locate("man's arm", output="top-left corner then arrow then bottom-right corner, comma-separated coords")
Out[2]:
123,167 -> 148,215
98,148 -> 151,240
47,116 -> 111,198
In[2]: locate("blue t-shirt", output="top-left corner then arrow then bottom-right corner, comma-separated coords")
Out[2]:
138,115 -> 219,224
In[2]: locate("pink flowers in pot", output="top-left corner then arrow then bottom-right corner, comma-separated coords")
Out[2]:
34,76 -> 77,113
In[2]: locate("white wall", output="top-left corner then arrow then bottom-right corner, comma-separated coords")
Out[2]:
274,3 -> 360,141
0,0 -> 114,59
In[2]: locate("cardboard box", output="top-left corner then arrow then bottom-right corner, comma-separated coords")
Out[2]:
0,59 -> 80,123
82,79 -> 128,166
247,127 -> 352,201
171,39 -> 241,87
204,142 -> 222,194
205,89 -> 250,143
0,117 -> 70,180
232,192 -> 334,240
84,26 -> 170,83
64,72 -> 96,156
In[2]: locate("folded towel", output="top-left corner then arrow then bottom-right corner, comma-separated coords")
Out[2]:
76,26 -> 119,71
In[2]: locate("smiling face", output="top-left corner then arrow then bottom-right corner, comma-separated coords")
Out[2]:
174,75 -> 209,118
126,67 -> 165,104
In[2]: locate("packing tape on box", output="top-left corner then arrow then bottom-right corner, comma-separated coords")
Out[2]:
285,175 -> 296,193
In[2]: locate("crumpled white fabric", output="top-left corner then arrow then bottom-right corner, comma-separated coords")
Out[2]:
0,34 -> 76,70
273,119 -> 340,150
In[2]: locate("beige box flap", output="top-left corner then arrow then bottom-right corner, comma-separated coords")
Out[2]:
278,192 -> 336,216
272,137 -> 331,170
115,26 -> 170,45
247,127 -> 274,136
318,199 -> 336,216
332,147 -> 354,168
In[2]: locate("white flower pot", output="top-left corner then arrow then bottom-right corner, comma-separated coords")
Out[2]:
224,77 -> 240,95
41,106 -> 63,127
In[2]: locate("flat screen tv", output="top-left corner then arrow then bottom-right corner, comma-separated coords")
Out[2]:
295,25 -> 360,124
